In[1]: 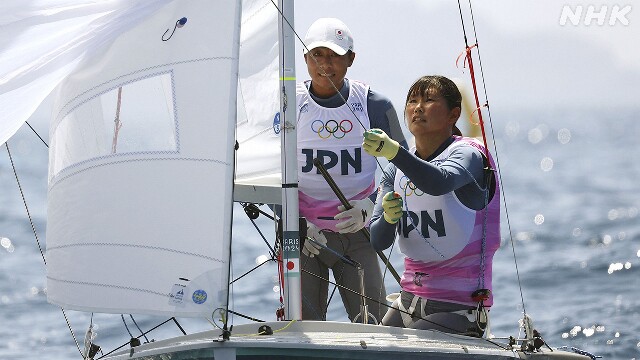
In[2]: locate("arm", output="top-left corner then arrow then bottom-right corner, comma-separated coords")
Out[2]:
363,130 -> 488,210
369,163 -> 399,251
362,88 -> 406,204
392,144 -> 485,197
367,89 -> 408,149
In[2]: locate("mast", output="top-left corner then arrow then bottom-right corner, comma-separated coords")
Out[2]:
278,0 -> 301,320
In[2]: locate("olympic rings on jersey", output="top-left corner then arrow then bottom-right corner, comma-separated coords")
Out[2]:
310,119 -> 353,139
399,175 -> 424,196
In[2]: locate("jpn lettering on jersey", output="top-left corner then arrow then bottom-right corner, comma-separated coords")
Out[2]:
301,148 -> 362,175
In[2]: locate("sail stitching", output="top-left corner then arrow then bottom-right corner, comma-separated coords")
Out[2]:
47,242 -> 226,263
49,156 -> 230,190
54,57 -> 234,124
241,1 -> 271,26
47,276 -> 172,298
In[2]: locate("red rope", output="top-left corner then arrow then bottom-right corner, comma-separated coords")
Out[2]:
463,45 -> 490,159
276,248 -> 286,320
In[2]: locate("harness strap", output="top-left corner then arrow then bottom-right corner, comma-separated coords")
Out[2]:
397,294 -> 420,327
450,306 -> 488,326
397,292 -> 490,336
475,302 -> 489,331
450,309 -> 476,322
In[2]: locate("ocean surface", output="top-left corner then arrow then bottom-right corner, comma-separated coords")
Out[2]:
1,107 -> 639,359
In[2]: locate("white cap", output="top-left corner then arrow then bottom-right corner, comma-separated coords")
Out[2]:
303,18 -> 354,55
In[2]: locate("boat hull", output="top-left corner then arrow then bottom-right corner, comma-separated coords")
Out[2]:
102,321 -> 590,359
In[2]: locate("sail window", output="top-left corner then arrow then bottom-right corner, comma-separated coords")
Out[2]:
51,73 -> 177,178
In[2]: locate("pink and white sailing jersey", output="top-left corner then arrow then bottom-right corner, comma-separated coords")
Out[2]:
395,137 -> 501,306
296,80 -> 376,231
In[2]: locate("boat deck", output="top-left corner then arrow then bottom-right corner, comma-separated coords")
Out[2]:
103,321 -> 590,359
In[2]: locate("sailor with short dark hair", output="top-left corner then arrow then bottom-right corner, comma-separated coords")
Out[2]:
365,75 -> 500,336
297,17 -> 407,322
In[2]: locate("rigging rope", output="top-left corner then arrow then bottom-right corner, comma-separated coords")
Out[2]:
456,0 -> 528,318
267,0 -> 398,319
3,2 -> 531,348
4,142 -> 83,357
268,0 -> 388,175
25,121 -> 49,148
7,125 -> 189,357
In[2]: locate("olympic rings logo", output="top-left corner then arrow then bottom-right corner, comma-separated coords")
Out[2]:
399,176 -> 424,196
311,119 -> 353,139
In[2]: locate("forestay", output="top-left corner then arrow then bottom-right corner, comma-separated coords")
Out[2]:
46,1 -> 241,317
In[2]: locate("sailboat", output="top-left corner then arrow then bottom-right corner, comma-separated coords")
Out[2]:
0,1 -> 599,359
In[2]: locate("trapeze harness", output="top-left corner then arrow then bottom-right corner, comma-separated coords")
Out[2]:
296,79 -> 377,231
394,137 -> 500,333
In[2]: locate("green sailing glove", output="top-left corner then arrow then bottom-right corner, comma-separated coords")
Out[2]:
363,129 -> 400,160
382,191 -> 403,224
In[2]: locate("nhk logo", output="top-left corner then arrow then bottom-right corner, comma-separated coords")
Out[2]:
560,4 -> 632,26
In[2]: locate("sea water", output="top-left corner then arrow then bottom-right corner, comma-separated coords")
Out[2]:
1,107 -> 638,359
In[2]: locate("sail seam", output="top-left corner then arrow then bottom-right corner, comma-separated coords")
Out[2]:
54,57 -> 234,125
47,276 -> 171,298
47,242 -> 226,263
49,157 -> 230,190
54,70 -> 172,129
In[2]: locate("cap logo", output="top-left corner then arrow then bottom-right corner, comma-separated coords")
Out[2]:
335,29 -> 344,40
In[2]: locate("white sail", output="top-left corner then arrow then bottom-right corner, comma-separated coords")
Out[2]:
46,0 -> 241,317
0,2 -> 601,359
235,0 -> 301,317
234,0 -> 282,204
0,0 -> 174,146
